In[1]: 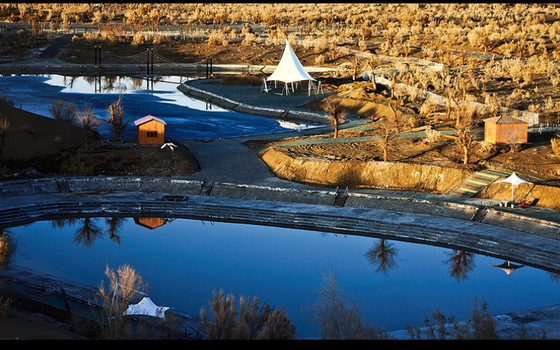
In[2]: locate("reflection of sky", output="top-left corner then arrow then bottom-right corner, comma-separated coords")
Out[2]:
10,218 -> 560,339
0,74 -> 307,140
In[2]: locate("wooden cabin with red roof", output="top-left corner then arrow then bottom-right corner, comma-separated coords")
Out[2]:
134,115 -> 167,145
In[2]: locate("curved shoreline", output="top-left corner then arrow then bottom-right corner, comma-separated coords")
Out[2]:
2,175 -> 560,274
177,79 -> 333,125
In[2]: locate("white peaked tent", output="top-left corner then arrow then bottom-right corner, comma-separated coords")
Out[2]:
495,172 -> 532,203
124,297 -> 170,318
263,40 -> 322,96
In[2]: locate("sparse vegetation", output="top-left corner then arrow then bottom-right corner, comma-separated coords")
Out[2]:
0,114 -> 10,157
76,105 -> 101,149
308,269 -> 389,339
106,96 -> 129,142
406,298 -> 500,340
199,290 -> 297,340
96,264 -> 181,339
48,100 -> 77,124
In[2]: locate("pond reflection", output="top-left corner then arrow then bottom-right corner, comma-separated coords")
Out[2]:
444,250 -> 477,283
0,74 -> 311,140
4,216 -> 560,339
364,239 -> 399,275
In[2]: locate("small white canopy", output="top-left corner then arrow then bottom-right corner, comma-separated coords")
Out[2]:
495,172 -> 532,203
267,41 -> 315,84
124,296 -> 170,318
496,172 -> 532,187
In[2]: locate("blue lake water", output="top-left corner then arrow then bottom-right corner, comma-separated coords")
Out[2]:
0,74 -> 309,140
7,217 -> 560,339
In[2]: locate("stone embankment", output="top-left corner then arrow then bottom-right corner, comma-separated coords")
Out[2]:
259,147 -> 472,193
259,146 -> 560,212
177,83 -> 331,125
2,175 -> 560,274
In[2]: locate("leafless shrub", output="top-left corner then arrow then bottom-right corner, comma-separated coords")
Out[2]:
425,127 -> 441,143
308,269 -> 389,340
478,141 -> 497,155
0,296 -> 12,319
131,32 -> 144,46
207,30 -> 225,46
406,298 -> 499,340
199,290 -> 296,340
551,134 -> 560,155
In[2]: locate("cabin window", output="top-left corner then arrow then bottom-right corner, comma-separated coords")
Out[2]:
147,131 -> 158,138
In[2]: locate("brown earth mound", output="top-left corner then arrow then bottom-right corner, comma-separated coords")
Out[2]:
259,146 -> 471,193
0,104 -> 201,179
249,80 -> 560,210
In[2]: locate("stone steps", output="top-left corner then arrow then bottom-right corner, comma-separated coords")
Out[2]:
2,198 -> 560,273
449,169 -> 511,198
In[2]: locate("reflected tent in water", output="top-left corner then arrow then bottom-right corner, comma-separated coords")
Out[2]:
490,261 -> 525,276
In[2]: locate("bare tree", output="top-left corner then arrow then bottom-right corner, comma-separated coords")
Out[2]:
49,100 -> 77,124
107,96 -> 129,142
98,264 -> 148,339
308,269 -> 389,339
377,103 -> 399,162
0,114 -> 10,158
77,105 -> 101,149
349,57 -> 366,81
324,101 -> 346,138
364,239 -> 399,275
443,249 -> 476,283
447,104 -> 480,165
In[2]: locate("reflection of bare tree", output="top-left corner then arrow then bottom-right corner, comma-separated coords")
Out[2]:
103,76 -> 117,92
309,268 -> 389,339
547,272 -> 560,288
131,77 -> 144,90
51,217 -> 124,247
105,217 -> 125,246
444,250 -> 476,283
364,239 -> 399,275
0,229 -> 18,270
51,218 -> 79,229
73,217 -> 103,249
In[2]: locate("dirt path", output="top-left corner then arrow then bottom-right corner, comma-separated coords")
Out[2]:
37,34 -> 73,59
